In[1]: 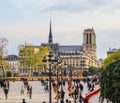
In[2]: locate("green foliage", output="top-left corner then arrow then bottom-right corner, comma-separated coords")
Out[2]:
6,71 -> 12,77
88,66 -> 104,76
82,71 -> 89,77
88,66 -> 97,74
104,50 -> 120,68
96,68 -> 104,73
19,44 -> 36,68
37,46 -> 49,64
35,46 -> 50,71
18,43 -> 50,73
100,59 -> 120,103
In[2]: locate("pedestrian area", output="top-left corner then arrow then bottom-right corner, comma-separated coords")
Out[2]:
0,81 -> 101,103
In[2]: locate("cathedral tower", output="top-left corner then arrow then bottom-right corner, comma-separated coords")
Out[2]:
48,19 -> 53,44
83,28 -> 97,59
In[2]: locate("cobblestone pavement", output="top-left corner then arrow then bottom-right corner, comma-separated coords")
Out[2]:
0,81 -> 100,103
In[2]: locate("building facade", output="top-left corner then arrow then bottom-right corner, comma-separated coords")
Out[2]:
17,20 -> 101,76
4,55 -> 20,76
38,21 -> 101,71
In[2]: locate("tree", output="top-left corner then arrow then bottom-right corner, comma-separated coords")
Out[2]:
6,71 -> 12,77
35,46 -> 50,72
18,42 -> 36,76
104,50 -> 120,68
100,59 -> 120,103
88,66 -> 104,76
88,66 -> 97,75
18,43 -> 50,76
0,37 -> 8,77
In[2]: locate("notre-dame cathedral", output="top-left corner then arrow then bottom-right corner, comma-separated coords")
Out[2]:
41,20 -> 101,70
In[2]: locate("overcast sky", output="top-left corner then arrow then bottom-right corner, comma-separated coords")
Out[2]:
0,0 -> 120,59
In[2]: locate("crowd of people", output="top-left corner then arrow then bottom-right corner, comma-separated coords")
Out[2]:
39,76 -> 99,103
0,78 -> 32,100
0,75 -> 99,103
21,78 -> 32,99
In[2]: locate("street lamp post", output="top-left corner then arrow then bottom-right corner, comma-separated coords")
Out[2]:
60,67 -> 63,91
56,66 -> 59,86
49,63 -> 52,103
56,57 -> 63,91
69,64 -> 73,82
42,51 -> 57,103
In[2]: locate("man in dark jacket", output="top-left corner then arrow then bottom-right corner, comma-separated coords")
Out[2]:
60,90 -> 65,103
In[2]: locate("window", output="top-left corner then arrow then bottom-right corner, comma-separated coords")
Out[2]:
87,33 -> 89,44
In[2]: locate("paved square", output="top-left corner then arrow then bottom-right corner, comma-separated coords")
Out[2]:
0,81 -> 100,103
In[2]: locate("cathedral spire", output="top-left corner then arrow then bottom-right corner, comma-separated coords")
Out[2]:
48,19 -> 53,44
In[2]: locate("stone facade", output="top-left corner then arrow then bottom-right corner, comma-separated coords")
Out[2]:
4,55 -> 20,76
83,28 -> 97,59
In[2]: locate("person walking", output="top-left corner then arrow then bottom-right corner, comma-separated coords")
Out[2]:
3,80 -> 9,100
29,86 -> 32,99
74,87 -> 78,100
21,85 -> 24,95
55,91 -> 60,102
44,82 -> 48,92
60,90 -> 65,103
27,84 -> 30,95
79,92 -> 86,103
4,86 -> 9,99
79,83 -> 83,92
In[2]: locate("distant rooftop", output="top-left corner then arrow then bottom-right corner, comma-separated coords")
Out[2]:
59,45 -> 82,51
58,45 -> 82,56
4,55 -> 18,61
107,48 -> 119,53
84,28 -> 94,32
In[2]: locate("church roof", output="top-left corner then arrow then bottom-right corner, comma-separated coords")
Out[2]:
59,45 -> 82,51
